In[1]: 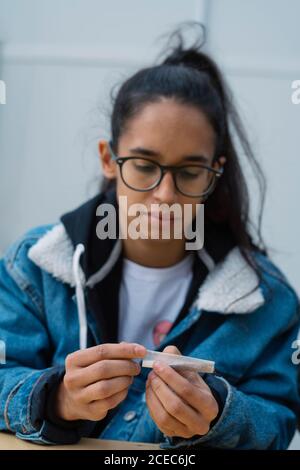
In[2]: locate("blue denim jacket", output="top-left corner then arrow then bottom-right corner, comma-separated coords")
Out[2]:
0,221 -> 299,449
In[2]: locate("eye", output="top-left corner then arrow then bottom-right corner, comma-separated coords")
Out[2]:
133,160 -> 157,173
179,167 -> 205,179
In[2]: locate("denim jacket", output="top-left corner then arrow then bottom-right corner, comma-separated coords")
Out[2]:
0,194 -> 299,449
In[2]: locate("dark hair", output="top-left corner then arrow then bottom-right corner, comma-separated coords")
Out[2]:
103,22 -> 271,296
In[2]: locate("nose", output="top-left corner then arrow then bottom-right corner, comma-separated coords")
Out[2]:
152,170 -> 177,203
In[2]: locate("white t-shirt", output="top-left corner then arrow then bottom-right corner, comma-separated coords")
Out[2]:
118,254 -> 194,350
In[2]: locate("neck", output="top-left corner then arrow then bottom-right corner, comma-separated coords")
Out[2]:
122,238 -> 187,268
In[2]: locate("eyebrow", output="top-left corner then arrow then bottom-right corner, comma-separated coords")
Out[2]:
129,146 -> 210,164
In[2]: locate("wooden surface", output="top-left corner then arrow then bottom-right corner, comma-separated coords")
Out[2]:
0,432 -> 161,450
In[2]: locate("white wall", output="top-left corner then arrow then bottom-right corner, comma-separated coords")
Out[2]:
0,0 -> 299,294
0,0 -> 299,447
207,0 -> 300,294
0,0 -> 207,251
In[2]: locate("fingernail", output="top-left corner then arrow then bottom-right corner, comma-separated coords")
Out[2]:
153,361 -> 164,371
134,345 -> 146,355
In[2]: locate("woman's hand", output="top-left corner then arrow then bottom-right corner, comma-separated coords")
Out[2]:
145,346 -> 218,439
55,342 -> 146,421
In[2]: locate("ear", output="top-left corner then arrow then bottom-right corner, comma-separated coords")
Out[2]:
214,155 -> 226,172
98,140 -> 118,180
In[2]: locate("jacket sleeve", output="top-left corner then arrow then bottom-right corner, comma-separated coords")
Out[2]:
0,232 -> 95,445
160,281 -> 300,450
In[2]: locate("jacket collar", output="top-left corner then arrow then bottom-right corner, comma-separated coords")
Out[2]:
28,192 -> 265,315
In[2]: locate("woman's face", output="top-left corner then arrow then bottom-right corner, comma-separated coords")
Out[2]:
99,98 -> 225,241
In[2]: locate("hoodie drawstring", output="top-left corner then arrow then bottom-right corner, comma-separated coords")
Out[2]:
72,243 -> 87,350
72,240 -> 122,351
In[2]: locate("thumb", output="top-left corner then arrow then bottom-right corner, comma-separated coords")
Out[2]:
163,345 -> 202,385
162,345 -> 181,355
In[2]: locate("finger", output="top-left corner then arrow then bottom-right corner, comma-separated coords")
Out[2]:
68,359 -> 141,387
153,361 -> 218,422
149,371 -> 209,435
162,345 -> 181,355
176,368 -> 208,386
161,346 -> 206,386
66,342 -> 147,368
87,388 -> 129,420
80,376 -> 133,403
146,379 -> 190,438
161,346 -> 208,388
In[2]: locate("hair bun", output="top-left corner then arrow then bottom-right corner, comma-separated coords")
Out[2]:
163,48 -> 204,68
158,21 -> 206,69
159,24 -> 225,103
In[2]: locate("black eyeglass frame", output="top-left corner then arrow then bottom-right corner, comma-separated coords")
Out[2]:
108,140 -> 224,200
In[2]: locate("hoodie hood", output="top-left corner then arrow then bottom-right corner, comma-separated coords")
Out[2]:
60,188 -> 122,284
28,189 -> 265,349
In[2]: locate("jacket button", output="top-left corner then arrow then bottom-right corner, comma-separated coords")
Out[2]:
123,410 -> 136,422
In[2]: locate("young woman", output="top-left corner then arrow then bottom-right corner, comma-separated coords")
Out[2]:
0,24 -> 299,449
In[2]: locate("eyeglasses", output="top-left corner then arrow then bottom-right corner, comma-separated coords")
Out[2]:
108,140 -> 223,199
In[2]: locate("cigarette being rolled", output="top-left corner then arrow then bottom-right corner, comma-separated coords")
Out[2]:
142,349 -> 215,374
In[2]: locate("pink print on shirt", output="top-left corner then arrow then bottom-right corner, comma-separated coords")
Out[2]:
152,320 -> 173,346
